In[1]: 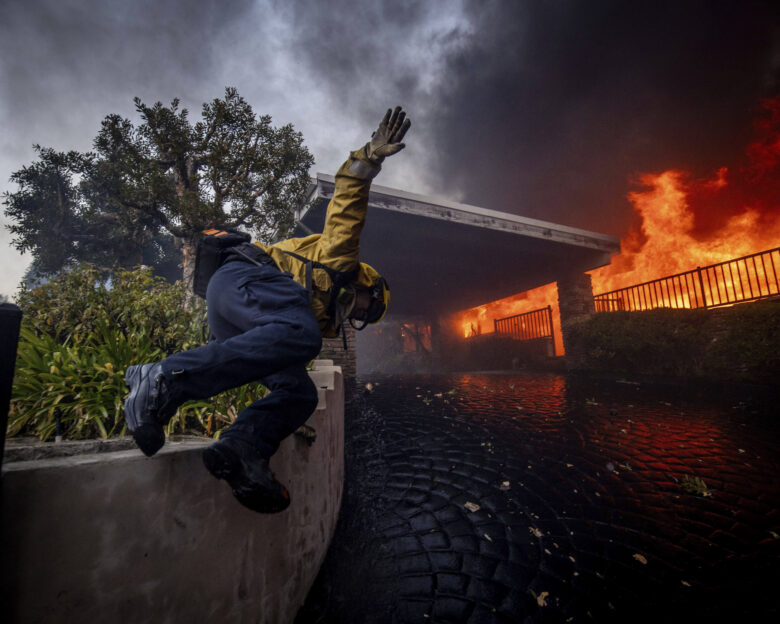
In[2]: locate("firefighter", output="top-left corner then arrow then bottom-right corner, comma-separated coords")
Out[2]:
123,107 -> 410,513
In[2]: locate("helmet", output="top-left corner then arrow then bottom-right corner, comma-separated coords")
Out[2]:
341,262 -> 390,329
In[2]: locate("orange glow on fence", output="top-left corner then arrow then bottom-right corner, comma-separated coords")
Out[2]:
455,96 -> 780,347
457,283 -> 563,355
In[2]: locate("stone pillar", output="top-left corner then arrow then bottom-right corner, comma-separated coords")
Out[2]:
556,272 -> 595,360
319,325 -> 356,386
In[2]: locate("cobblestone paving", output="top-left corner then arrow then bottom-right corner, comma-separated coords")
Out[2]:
296,373 -> 779,623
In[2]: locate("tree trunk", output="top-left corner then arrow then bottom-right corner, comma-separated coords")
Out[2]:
180,237 -> 198,305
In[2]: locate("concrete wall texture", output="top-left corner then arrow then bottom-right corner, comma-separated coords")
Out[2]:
1,361 -> 344,624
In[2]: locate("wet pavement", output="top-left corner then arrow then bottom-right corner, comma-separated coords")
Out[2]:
296,372 -> 779,623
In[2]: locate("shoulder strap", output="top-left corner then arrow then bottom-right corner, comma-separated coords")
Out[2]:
282,251 -> 359,288
282,250 -> 358,350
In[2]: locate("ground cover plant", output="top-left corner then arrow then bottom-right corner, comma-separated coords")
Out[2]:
9,264 -> 265,441
565,303 -> 779,382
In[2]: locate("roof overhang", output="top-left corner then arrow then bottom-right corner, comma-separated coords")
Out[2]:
294,174 -> 621,315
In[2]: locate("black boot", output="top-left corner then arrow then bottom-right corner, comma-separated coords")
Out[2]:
202,437 -> 291,514
124,363 -> 180,457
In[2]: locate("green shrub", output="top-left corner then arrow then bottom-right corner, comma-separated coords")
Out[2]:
16,264 -> 209,353
566,302 -> 780,382
9,264 -> 266,441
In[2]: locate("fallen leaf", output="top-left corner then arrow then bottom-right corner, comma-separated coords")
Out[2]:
536,591 -> 549,607
484,533 -> 493,542
633,553 -> 648,565
464,502 -> 481,512
681,580 -> 691,587
529,527 -> 544,538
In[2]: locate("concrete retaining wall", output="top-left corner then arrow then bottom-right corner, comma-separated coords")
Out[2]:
1,360 -> 344,624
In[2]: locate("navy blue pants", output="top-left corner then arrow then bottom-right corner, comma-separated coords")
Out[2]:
160,260 -> 322,458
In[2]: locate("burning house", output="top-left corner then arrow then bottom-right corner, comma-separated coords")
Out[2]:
294,97 -> 779,378
293,175 -> 620,374
457,96 -> 780,357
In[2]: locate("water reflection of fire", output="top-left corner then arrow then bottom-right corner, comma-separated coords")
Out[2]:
456,97 -> 780,350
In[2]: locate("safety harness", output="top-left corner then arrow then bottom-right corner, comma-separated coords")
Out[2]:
280,250 -> 359,350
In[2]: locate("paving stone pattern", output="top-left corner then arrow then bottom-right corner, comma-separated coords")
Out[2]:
296,373 -> 779,623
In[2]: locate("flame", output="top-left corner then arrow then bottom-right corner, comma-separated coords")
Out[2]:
590,173 -> 780,296
457,282 -> 563,355
591,96 -> 780,298
455,96 -> 780,352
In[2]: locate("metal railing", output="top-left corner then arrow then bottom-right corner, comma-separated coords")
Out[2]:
494,305 -> 554,341
594,247 -> 780,312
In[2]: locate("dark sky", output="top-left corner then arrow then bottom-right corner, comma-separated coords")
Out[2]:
287,0 -> 779,234
1,0 -> 778,296
427,0 -> 779,234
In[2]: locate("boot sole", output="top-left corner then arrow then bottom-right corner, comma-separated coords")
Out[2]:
202,443 -> 237,480
202,444 -> 290,514
124,365 -> 165,457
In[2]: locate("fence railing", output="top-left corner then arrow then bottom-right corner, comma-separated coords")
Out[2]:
593,247 -> 780,312
494,305 -> 554,342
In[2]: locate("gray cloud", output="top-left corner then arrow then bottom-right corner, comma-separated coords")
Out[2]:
422,0 -> 780,234
0,0 -> 259,296
255,0 -> 779,235
2,0 -> 777,298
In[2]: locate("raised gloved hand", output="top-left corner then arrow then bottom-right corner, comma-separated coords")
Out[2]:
366,106 -> 411,164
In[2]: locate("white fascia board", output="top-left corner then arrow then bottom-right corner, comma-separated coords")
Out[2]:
304,173 -> 621,254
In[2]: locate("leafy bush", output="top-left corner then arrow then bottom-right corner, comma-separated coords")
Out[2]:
16,264 -> 208,353
9,264 -> 266,441
565,302 -> 780,382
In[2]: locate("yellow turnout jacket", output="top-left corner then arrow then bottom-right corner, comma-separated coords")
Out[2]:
254,147 -> 382,338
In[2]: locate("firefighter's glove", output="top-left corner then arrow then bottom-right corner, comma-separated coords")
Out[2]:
366,106 -> 411,164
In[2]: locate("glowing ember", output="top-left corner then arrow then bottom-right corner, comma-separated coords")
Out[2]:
456,97 -> 780,352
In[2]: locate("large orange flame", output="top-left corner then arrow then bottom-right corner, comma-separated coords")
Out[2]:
456,97 -> 780,354
592,96 -> 780,294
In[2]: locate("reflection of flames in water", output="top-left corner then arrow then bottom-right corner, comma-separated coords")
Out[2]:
457,97 -> 780,352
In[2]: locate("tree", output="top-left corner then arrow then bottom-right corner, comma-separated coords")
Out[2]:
3,88 -> 314,291
4,146 -> 89,275
3,145 -> 178,280
87,87 -> 313,289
